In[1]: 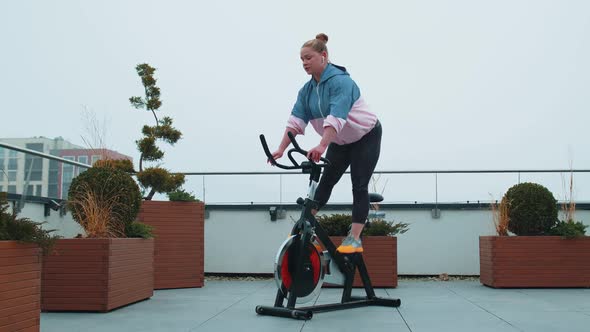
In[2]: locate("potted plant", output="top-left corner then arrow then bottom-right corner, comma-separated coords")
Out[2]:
480,182 -> 589,288
316,213 -> 409,288
41,163 -> 155,312
0,192 -> 58,331
130,63 -> 205,289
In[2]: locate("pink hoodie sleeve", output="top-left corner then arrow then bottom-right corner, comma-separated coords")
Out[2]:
323,115 -> 347,134
287,115 -> 307,135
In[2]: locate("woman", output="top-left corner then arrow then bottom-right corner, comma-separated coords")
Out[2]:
271,33 -> 382,254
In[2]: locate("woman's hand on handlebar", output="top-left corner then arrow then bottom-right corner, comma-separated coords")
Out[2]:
269,149 -> 284,164
307,144 -> 327,163
307,127 -> 334,163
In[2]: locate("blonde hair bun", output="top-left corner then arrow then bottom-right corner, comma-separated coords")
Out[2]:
315,33 -> 329,43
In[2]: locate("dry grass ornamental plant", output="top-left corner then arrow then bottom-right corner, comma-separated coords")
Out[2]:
490,196 -> 509,236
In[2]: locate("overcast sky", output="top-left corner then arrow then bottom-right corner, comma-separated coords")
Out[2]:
2,0 -> 589,204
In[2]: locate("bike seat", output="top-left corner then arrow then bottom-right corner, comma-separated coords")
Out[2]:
369,193 -> 384,203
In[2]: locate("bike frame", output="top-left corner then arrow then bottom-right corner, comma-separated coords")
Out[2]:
284,160 -> 378,303
256,133 -> 401,320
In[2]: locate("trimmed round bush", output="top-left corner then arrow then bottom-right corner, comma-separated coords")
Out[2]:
93,158 -> 135,173
504,182 -> 557,235
68,166 -> 141,237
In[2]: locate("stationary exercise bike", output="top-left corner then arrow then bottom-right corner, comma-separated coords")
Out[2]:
255,132 -> 401,320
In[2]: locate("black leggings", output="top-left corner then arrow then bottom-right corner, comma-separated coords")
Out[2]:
314,121 -> 382,224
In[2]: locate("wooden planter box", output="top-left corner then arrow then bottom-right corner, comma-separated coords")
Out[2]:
0,241 -> 41,332
326,236 -> 397,288
479,236 -> 590,288
41,238 -> 154,312
137,201 -> 205,289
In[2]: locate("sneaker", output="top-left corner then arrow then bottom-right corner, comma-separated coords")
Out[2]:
337,235 -> 363,254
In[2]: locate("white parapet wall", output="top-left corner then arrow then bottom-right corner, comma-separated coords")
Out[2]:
11,198 -> 590,275
204,206 -> 590,275
7,199 -> 84,238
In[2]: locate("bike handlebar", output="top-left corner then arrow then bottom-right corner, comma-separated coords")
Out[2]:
259,132 -> 330,169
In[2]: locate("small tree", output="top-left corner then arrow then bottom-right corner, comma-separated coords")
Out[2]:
130,63 -> 185,200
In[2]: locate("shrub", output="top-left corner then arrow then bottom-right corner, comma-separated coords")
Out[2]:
550,170 -> 587,238
504,182 -> 558,236
316,214 -> 352,236
167,189 -> 200,202
550,220 -> 588,239
316,213 -> 409,237
68,166 -> 144,238
0,192 -> 60,253
125,222 -> 155,239
363,219 -> 409,236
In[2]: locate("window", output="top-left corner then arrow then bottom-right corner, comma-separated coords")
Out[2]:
25,185 -> 42,196
26,158 -> 43,168
36,185 -> 42,196
48,185 -> 58,199
25,144 -> 43,181
48,159 -> 59,198
7,185 -> 16,194
6,148 -> 18,184
7,158 -> 17,170
29,171 -> 42,181
91,155 -> 101,166
61,157 -> 75,199
77,155 -> 89,175
26,143 -> 44,152
0,185 -> 3,192
24,158 -> 43,181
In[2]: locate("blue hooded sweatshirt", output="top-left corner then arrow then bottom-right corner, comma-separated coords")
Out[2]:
287,63 -> 377,145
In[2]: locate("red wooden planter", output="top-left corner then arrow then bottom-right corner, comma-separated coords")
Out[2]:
0,241 -> 41,332
137,201 -> 205,289
41,238 -> 154,312
325,236 -> 397,288
479,236 -> 590,288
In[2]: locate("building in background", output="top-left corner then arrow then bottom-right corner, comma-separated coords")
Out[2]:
0,137 -> 132,199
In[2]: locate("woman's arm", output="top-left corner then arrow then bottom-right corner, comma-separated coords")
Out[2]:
307,126 -> 336,162
271,127 -> 299,161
